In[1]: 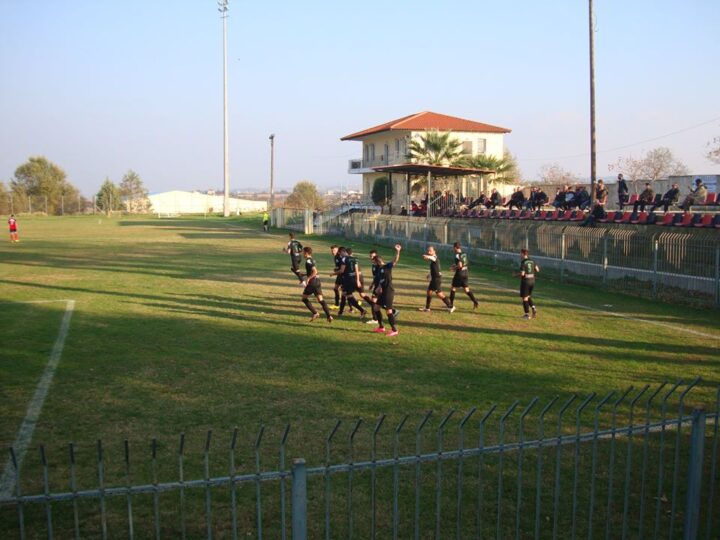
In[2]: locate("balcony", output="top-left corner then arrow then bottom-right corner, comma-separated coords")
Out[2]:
347,151 -> 408,173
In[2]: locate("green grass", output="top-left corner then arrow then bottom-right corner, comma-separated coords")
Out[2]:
0,215 -> 718,537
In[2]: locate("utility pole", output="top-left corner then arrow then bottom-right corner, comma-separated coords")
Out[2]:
269,134 -> 275,210
219,0 -> 230,217
589,0 -> 597,203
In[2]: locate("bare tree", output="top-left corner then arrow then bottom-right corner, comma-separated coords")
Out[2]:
706,136 -> 720,164
537,163 -> 579,184
608,146 -> 688,182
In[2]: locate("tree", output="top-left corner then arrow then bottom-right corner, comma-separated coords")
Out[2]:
11,156 -> 81,215
285,180 -> 325,210
0,181 -> 9,214
537,163 -> 579,184
96,178 -> 122,215
706,136 -> 720,164
608,146 -> 689,182
461,149 -> 521,184
371,176 -> 392,212
407,130 -> 463,166
119,170 -> 151,213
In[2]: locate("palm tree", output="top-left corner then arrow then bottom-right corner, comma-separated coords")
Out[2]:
459,150 -> 520,184
407,130 -> 463,166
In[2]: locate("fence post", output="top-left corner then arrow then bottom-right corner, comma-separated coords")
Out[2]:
714,245 -> 719,308
492,224 -> 498,267
560,229 -> 566,283
292,458 -> 307,540
683,408 -> 705,540
652,239 -> 659,298
443,221 -> 448,245
602,234 -> 608,286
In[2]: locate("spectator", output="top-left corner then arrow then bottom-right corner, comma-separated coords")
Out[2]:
485,188 -> 501,209
581,180 -> 608,227
679,178 -> 708,211
633,182 -> 654,213
551,188 -> 565,209
506,187 -> 525,210
650,183 -> 680,213
617,174 -> 629,209
399,206 -> 408,216
469,193 -> 487,209
563,186 -> 576,210
575,185 -> 591,210
533,188 -> 548,210
523,187 -> 537,210
411,200 -> 419,215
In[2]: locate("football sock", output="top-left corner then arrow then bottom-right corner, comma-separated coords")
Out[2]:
334,289 -> 340,306
442,296 -> 452,307
425,296 -> 431,309
523,300 -> 530,314
319,300 -> 332,318
387,313 -> 397,332
466,291 -> 477,303
450,290 -> 456,305
376,310 -> 384,328
303,298 -> 317,314
348,296 -> 363,314
339,296 -> 346,315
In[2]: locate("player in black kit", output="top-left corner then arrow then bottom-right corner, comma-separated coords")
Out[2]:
517,248 -> 539,319
450,242 -> 479,310
358,249 -> 380,325
372,244 -> 402,336
335,247 -> 367,318
329,245 -> 342,310
301,247 -> 333,323
419,246 -> 454,312
285,232 -> 304,283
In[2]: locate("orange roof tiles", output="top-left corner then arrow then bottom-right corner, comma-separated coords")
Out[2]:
341,111 -> 511,141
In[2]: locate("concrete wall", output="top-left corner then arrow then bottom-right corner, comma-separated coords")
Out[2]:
148,191 -> 267,215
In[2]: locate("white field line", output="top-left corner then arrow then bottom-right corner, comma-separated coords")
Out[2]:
0,300 -> 75,498
477,279 -> 719,341
0,299 -> 74,305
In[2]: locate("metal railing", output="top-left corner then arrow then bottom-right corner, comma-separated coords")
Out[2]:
323,214 -> 720,307
0,380 -> 718,538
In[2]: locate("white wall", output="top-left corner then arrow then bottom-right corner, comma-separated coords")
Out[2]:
148,191 -> 267,214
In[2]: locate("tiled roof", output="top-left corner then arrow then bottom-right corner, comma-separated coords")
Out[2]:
341,111 -> 511,140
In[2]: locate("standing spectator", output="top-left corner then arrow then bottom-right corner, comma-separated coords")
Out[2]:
679,178 -> 708,211
581,180 -> 608,227
650,183 -> 680,213
8,214 -> 19,243
617,174 -> 629,209
633,183 -> 654,213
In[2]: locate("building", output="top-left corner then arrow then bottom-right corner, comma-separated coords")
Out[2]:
148,191 -> 266,215
341,111 -> 511,210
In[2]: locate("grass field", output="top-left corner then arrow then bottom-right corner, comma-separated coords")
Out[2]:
0,214 -> 718,537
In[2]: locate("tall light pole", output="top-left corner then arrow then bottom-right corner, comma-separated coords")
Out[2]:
269,134 -> 275,210
589,0 -> 597,203
218,0 -> 230,216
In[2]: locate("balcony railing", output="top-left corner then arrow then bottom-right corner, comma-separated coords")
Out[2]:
348,151 -> 409,173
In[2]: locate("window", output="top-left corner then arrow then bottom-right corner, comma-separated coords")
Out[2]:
477,138 -> 487,154
462,141 -> 473,154
384,144 -> 389,162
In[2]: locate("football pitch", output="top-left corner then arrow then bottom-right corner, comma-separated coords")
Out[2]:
0,215 -> 718,535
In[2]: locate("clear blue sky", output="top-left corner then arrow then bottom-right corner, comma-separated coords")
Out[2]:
1,0 -> 718,196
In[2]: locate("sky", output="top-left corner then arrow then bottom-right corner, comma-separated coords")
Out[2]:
1,0 -> 719,196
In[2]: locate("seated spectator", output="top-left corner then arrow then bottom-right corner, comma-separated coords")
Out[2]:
563,187 -> 576,210
650,183 -> 680,213
505,187 -> 526,210
633,182 -> 654,213
523,187 -> 537,210
468,193 -> 487,209
485,188 -> 501,209
551,188 -> 565,209
533,188 -> 549,210
580,179 -> 608,227
575,185 -> 591,210
410,200 -> 419,215
399,206 -> 408,216
679,178 -> 708,211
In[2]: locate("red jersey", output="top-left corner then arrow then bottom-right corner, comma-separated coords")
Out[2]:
8,218 -> 17,231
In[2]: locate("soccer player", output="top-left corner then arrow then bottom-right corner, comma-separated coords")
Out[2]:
419,246 -> 454,312
517,248 -> 539,319
329,245 -> 342,309
449,242 -> 479,310
357,249 -> 380,325
285,232 -> 304,283
335,247 -> 366,318
372,244 -> 402,337
301,246 -> 333,323
8,215 -> 19,243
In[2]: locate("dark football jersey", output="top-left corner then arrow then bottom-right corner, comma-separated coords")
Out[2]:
288,239 -> 303,256
454,252 -> 468,272
520,258 -> 536,277
305,257 -> 317,277
378,262 -> 394,290
428,255 -> 441,279
342,256 -> 357,277
334,254 -> 343,271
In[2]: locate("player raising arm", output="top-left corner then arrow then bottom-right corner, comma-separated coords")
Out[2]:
372,244 -> 402,337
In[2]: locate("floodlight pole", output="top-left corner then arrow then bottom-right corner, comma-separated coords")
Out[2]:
219,0 -> 230,217
269,134 -> 275,210
589,0 -> 597,204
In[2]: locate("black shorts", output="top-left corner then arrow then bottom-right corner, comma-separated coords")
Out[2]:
428,277 -> 442,293
452,272 -> 469,288
290,256 -> 302,272
342,277 -> 357,294
378,288 -> 394,309
520,279 -> 535,298
334,275 -> 342,287
303,279 -> 322,297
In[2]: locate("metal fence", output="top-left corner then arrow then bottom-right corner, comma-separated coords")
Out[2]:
322,214 -> 720,307
0,380 -> 718,538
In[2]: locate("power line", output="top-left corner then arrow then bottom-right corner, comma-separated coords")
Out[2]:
523,115 -> 720,161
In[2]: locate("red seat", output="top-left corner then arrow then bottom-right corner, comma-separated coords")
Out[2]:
598,211 -> 616,223
694,214 -> 713,228
557,210 -> 573,221
704,193 -> 717,205
545,210 -> 561,221
533,211 -> 547,221
657,213 -> 675,226
519,210 -> 534,220
617,211 -> 632,224
628,193 -> 639,205
631,211 -> 648,224
674,213 -> 693,227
